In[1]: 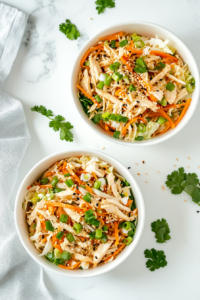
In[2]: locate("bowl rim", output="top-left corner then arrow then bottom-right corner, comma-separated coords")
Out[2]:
71,21 -> 200,147
14,149 -> 145,278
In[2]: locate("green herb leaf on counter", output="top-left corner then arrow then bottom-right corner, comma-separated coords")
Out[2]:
59,19 -> 80,40
151,218 -> 171,243
95,0 -> 115,14
31,105 -> 74,142
166,167 -> 200,205
144,248 -> 167,271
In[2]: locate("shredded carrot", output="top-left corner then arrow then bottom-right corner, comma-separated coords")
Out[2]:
174,98 -> 191,126
58,262 -> 81,270
104,244 -> 125,262
98,218 -> 105,225
27,185 -> 32,190
129,49 -> 179,63
74,188 -> 82,195
98,31 -> 124,41
76,84 -> 101,108
54,244 -> 63,253
82,199 -> 93,209
39,184 -> 52,188
47,202 -> 84,213
48,206 -> 55,214
62,161 -> 67,173
80,44 -> 104,67
114,221 -> 119,246
120,56 -> 133,72
92,172 -> 97,180
76,171 -> 87,175
86,185 -> 93,194
67,165 -> 84,185
122,116 -> 146,136
156,121 -> 170,135
115,88 -> 126,97
44,171 -> 55,177
78,236 -> 87,242
162,102 -> 187,110
96,212 -> 108,217
148,94 -> 158,102
159,109 -> 175,129
125,199 -> 133,207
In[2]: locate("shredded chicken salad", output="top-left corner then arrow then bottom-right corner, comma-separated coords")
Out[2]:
76,31 -> 195,142
24,156 -> 137,270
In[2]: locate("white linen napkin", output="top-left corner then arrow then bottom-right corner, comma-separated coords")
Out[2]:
0,3 -> 70,299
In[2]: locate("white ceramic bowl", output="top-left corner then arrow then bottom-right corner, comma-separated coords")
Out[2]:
15,149 -> 145,278
71,22 -> 199,146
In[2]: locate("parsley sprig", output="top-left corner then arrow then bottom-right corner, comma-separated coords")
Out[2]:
31,105 -> 73,142
95,0 -> 115,14
59,19 -> 80,40
166,167 -> 200,205
144,249 -> 167,272
151,219 -> 171,243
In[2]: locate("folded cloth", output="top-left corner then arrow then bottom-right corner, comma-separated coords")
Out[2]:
0,3 -> 70,299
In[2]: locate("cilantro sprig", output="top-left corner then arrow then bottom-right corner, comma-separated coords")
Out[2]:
151,219 -> 171,243
166,167 -> 200,205
144,248 -> 167,272
95,0 -> 115,14
59,19 -> 80,40
31,105 -> 73,142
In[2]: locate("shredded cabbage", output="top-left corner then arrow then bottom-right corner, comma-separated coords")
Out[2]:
145,35 -> 174,54
137,121 -> 159,140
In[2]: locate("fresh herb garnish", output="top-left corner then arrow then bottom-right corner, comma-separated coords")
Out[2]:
59,19 -> 80,40
95,0 -> 115,14
144,248 -> 167,271
31,106 -> 73,142
151,219 -> 171,243
166,167 -> 200,205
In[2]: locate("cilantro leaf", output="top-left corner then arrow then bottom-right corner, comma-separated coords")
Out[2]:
95,0 -> 115,14
31,105 -> 74,142
165,167 -> 186,194
181,173 -> 199,196
151,218 -> 171,243
191,187 -> 200,205
59,19 -> 80,40
144,248 -> 167,271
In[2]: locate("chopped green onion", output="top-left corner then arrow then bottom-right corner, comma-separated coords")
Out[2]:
51,176 -> 59,188
89,231 -> 95,239
146,117 -> 151,123
54,248 -> 62,258
123,236 -> 133,245
119,39 -> 128,47
53,188 -> 64,193
128,228 -> 136,237
158,97 -> 167,106
94,180 -> 101,189
186,77 -> 195,93
32,223 -> 36,229
73,223 -> 83,233
80,184 -> 86,188
89,218 -> 100,227
132,36 -> 141,42
113,131 -> 120,139
102,111 -> 110,119
84,60 -> 90,66
95,95 -> 102,103
119,221 -> 125,229
61,251 -> 71,260
129,84 -> 136,92
135,39 -> 145,48
104,74 -> 112,86
60,214 -> 68,223
95,229 -> 102,239
92,113 -> 102,124
135,136 -> 144,141
155,62 -> 166,70
131,33 -> 138,39
66,233 -> 75,242
102,225 -> 108,231
40,178 -> 49,184
109,61 -> 121,71
123,222 -> 131,230
166,82 -> 175,91
65,179 -> 75,187
31,196 -> 40,204
157,116 -> 167,125
104,40 -> 109,46
85,209 -> 94,217
45,220 -> 54,232
64,173 -> 71,177
138,123 -> 146,133
134,57 -> 147,73
111,40 -> 116,48
45,252 -> 54,262
112,72 -> 123,81
123,75 -> 129,84
56,231 -> 64,240
97,81 -> 104,90
100,232 -> 108,243
83,193 -> 91,202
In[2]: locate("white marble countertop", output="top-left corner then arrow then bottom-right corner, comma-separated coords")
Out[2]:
3,0 -> 200,299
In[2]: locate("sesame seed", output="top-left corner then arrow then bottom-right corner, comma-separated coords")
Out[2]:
137,173 -> 140,175
128,167 -> 131,169
184,200 -> 187,202
96,203 -> 99,207
162,185 -> 165,191
197,211 -> 199,213
95,256 -> 98,259
142,161 -> 145,164
188,156 -> 191,160
77,197 -> 79,200
176,158 -> 179,161
73,193 -> 76,195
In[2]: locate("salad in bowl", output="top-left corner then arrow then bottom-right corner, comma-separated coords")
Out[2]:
76,30 -> 196,142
